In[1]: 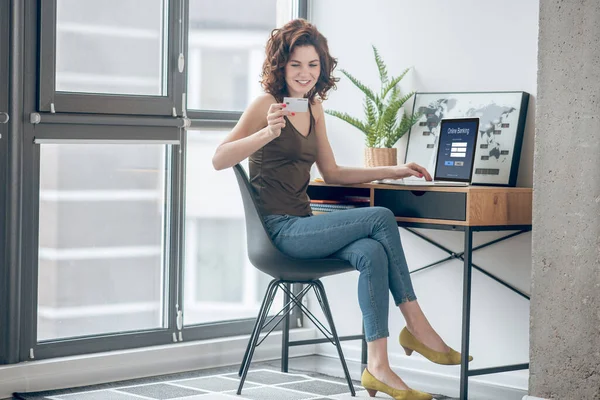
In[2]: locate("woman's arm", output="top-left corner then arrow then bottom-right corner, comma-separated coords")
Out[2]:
313,101 -> 432,184
212,94 -> 289,170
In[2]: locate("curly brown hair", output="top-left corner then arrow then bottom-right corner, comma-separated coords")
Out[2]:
261,19 -> 339,103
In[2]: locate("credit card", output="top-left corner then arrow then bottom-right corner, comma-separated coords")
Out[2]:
283,97 -> 309,113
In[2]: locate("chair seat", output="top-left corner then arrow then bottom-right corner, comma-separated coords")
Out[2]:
253,256 -> 355,283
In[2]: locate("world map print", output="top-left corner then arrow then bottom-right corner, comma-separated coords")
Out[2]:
405,92 -> 529,185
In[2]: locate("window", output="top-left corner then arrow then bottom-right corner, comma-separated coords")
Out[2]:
3,0 -> 304,365
55,0 -> 168,96
187,0 -> 278,112
37,143 -> 171,340
183,129 -> 282,326
38,0 -> 182,115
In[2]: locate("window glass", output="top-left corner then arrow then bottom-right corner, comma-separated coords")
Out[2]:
56,0 -> 168,96
187,0 -> 278,111
37,143 -> 170,341
183,130 -> 281,325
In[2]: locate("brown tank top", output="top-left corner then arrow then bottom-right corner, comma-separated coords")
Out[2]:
249,104 -> 317,216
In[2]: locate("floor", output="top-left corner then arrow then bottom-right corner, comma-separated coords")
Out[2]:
13,356 -> 457,400
12,354 -> 531,400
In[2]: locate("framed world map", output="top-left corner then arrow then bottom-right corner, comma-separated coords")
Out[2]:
405,91 -> 530,186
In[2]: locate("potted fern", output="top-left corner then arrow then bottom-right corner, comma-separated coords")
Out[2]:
325,46 -> 421,167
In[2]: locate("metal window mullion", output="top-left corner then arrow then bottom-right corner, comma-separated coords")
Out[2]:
19,0 -> 41,365
2,0 -> 25,365
30,112 -> 186,128
31,123 -> 181,143
297,0 -> 309,19
174,0 -> 188,117
168,127 -> 186,341
37,0 -> 56,112
0,0 -> 7,365
20,137 -> 41,362
167,0 -> 183,117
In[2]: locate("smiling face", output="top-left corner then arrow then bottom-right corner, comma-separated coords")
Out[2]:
284,45 -> 321,98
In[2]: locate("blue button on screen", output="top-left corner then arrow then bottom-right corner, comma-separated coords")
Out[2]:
444,161 -> 454,166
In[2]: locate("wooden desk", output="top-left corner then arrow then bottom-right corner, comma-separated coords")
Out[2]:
307,182 -> 533,400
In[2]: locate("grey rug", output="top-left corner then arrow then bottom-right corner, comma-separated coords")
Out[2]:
14,363 -> 456,400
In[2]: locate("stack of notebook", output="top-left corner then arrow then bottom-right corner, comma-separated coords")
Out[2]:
310,196 -> 370,213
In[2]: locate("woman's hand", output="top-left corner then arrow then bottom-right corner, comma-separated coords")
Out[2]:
388,162 -> 433,181
266,103 -> 292,139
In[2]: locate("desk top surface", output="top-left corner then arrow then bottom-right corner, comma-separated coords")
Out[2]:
309,181 -> 532,194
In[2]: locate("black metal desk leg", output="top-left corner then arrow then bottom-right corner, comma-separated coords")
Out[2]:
282,283 -> 291,372
460,228 -> 473,400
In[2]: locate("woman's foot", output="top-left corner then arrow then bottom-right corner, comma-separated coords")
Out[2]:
405,324 -> 450,353
400,327 -> 473,365
367,364 -> 410,391
399,301 -> 472,365
399,300 -> 450,353
361,368 -> 433,400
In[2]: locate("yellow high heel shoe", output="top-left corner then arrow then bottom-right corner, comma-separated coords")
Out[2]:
361,368 -> 433,400
399,327 -> 473,365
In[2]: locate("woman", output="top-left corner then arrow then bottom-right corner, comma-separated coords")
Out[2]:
212,18 -> 471,400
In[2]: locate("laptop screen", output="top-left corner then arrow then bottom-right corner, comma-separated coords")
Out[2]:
434,118 -> 479,182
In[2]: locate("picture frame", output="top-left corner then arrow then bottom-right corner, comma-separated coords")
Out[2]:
405,91 -> 530,186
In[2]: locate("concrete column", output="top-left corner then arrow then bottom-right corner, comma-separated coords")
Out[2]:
531,1 -> 600,399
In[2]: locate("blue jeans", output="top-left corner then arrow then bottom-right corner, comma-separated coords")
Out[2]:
263,207 -> 417,342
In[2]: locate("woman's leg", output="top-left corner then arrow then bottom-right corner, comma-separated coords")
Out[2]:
266,209 -> 418,390
331,237 -> 410,391
367,338 -> 411,391
267,207 -> 417,304
331,238 -> 390,342
266,207 -> 449,359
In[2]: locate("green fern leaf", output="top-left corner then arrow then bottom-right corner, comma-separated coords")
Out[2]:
382,68 -> 410,100
330,47 -> 415,148
372,45 -> 389,87
364,98 -> 379,147
364,98 -> 378,128
381,92 -> 418,147
340,69 -> 384,112
385,111 -> 422,148
324,110 -> 369,136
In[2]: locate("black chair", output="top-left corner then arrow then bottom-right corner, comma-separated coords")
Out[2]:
232,164 -> 366,396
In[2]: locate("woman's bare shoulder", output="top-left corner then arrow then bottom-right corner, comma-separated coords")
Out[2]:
241,94 -> 276,121
252,93 -> 278,110
311,98 -> 324,110
311,98 -> 325,120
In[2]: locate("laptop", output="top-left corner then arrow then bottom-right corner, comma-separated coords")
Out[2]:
379,117 -> 480,187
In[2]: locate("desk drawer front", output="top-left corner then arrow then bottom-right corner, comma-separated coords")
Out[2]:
375,190 -> 466,221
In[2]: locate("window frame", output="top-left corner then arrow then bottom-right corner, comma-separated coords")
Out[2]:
38,0 -> 185,116
20,123 -> 184,360
2,0 -> 307,365
0,0 -> 18,365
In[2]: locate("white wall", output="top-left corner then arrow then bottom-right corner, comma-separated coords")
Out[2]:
308,0 -> 539,395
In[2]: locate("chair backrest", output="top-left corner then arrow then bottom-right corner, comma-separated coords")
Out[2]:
232,164 -> 300,277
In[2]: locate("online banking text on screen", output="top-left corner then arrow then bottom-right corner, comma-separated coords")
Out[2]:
435,119 -> 478,180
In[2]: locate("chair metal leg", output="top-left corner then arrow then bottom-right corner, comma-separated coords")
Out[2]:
237,280 -> 279,395
361,324 -> 368,366
238,279 -> 277,376
239,279 -> 278,376
281,282 -> 291,372
314,280 -> 356,397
